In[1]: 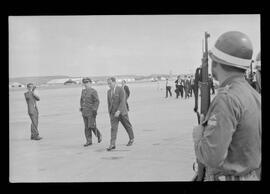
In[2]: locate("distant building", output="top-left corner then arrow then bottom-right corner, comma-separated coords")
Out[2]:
116,78 -> 135,83
64,79 -> 77,85
9,82 -> 25,88
70,78 -> 82,84
47,78 -> 69,84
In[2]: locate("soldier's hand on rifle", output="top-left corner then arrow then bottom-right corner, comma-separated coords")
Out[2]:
192,114 -> 205,143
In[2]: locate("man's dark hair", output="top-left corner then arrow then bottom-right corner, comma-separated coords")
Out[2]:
82,77 -> 92,83
27,83 -> 33,88
108,77 -> 116,82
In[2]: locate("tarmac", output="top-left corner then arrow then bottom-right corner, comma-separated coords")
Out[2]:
9,81 -> 203,182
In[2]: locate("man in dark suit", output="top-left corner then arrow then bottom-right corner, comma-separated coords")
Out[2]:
106,77 -> 134,151
184,75 -> 190,99
121,80 -> 130,111
165,78 -> 172,98
175,75 -> 183,99
24,83 -> 42,140
80,77 -> 102,147
190,75 -> 195,97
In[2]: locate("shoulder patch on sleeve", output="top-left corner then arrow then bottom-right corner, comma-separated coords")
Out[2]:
207,114 -> 217,126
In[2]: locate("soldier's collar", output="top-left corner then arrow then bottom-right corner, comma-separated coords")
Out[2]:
219,74 -> 245,88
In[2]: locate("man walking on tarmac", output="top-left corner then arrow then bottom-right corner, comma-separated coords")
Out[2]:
24,83 -> 42,140
192,31 -> 261,181
80,77 -> 102,147
106,77 -> 134,151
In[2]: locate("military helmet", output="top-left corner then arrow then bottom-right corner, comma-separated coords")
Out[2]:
82,77 -> 92,83
255,51 -> 261,70
209,31 -> 253,70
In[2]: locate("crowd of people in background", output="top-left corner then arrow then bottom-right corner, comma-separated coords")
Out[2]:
165,63 -> 261,100
245,68 -> 261,94
165,73 -> 215,99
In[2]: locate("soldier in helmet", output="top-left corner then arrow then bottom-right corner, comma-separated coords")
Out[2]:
80,77 -> 102,147
255,51 -> 261,93
192,31 -> 261,181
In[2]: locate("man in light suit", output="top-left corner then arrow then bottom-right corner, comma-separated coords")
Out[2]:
24,83 -> 42,140
106,77 -> 134,151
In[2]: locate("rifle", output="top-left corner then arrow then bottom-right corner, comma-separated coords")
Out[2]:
192,32 -> 211,181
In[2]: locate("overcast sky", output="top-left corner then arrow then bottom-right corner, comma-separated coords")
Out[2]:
9,15 -> 260,78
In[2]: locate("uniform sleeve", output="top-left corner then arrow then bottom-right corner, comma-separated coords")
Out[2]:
92,90 -> 100,111
194,94 -> 239,168
33,92 -> 40,101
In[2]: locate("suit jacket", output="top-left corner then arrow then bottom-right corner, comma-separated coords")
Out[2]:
24,91 -> 40,115
184,79 -> 191,88
80,87 -> 99,117
107,86 -> 128,115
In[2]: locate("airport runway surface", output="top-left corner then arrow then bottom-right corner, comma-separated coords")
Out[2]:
10,82 -> 202,182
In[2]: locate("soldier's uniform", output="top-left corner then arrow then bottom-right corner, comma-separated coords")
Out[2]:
193,31 -> 261,181
194,75 -> 261,180
80,81 -> 101,145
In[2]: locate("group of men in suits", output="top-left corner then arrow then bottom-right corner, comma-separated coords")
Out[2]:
174,75 -> 195,99
24,77 -> 134,151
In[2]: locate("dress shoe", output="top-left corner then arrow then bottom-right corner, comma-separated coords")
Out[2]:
106,145 -> 116,151
84,142 -> 93,147
98,135 -> 102,143
32,136 -> 42,140
126,139 -> 134,146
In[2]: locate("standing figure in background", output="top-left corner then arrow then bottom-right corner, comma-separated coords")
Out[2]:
178,76 -> 184,98
208,74 -> 215,95
255,51 -> 261,94
121,80 -> 130,111
165,78 -> 172,98
184,75 -> 190,99
193,67 -> 202,112
24,83 -> 42,140
190,75 -> 195,97
175,75 -> 180,98
251,72 -> 257,90
80,77 -> 102,147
